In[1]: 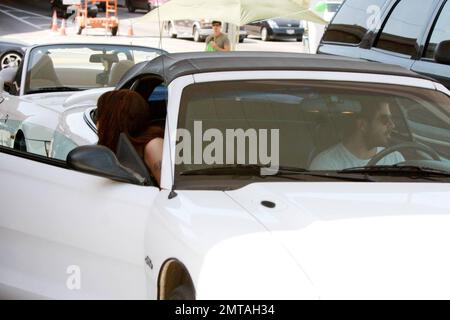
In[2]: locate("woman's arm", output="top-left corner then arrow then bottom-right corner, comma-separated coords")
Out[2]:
143,137 -> 164,186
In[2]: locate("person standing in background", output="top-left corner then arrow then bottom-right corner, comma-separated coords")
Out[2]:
205,21 -> 231,52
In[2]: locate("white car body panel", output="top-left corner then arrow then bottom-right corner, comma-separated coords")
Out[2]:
0,152 -> 159,299
226,182 -> 450,299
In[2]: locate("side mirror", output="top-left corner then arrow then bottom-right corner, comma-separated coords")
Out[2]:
67,145 -> 149,186
435,40 -> 450,65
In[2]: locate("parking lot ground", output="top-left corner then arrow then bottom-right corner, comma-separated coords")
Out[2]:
0,2 -> 307,53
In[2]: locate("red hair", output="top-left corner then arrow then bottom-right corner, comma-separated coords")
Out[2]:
97,89 -> 164,155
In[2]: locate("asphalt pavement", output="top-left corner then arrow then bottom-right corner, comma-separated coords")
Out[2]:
0,0 -> 308,53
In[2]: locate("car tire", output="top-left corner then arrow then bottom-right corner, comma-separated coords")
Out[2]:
0,51 -> 22,70
126,0 -> 135,12
193,27 -> 203,42
239,37 -> 245,43
168,284 -> 195,300
147,3 -> 153,12
168,22 -> 177,38
261,27 -> 270,41
296,36 -> 303,42
111,26 -> 118,36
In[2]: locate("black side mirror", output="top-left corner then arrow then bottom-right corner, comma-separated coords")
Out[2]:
435,40 -> 450,65
67,145 -> 149,186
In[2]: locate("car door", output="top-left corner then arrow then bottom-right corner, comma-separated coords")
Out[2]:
411,0 -> 450,89
0,141 -> 160,299
245,21 -> 261,37
0,88 -> 25,150
361,0 -> 439,69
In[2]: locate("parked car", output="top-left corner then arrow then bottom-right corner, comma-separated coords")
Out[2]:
318,0 -> 450,89
1,51 -> 450,299
0,43 -> 165,158
126,0 -> 168,12
0,40 -> 27,71
166,20 -> 247,43
50,0 -> 98,18
245,18 -> 304,41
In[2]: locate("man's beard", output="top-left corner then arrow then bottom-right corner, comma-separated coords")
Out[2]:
363,130 -> 390,150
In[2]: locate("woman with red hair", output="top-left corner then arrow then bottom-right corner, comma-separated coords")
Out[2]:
96,89 -> 164,185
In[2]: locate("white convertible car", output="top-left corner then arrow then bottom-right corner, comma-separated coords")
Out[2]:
0,43 -> 165,159
0,51 -> 450,299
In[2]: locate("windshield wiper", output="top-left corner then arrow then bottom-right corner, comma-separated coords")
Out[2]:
27,87 -> 84,94
180,165 -> 374,182
341,165 -> 450,179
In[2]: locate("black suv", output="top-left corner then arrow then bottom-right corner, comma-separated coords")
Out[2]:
318,0 -> 450,89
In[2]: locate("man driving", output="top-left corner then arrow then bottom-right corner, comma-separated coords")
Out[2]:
309,101 -> 405,170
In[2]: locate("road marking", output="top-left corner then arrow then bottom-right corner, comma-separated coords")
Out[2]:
0,4 -> 52,30
0,9 -> 42,30
0,4 -> 51,19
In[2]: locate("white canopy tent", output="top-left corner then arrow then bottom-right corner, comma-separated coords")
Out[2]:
137,0 -> 327,50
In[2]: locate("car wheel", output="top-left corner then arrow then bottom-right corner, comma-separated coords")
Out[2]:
13,133 -> 27,152
111,26 -> 118,36
126,0 -> 135,12
239,37 -> 244,43
261,27 -> 270,41
147,3 -> 153,12
168,22 -> 177,38
296,36 -> 303,42
0,51 -> 22,70
168,284 -> 195,300
193,27 -> 202,42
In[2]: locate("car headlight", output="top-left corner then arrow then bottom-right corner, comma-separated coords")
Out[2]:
267,20 -> 279,29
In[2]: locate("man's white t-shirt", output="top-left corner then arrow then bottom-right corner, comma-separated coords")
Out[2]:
309,143 -> 405,171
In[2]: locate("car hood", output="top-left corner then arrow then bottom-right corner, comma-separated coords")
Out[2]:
225,182 -> 450,299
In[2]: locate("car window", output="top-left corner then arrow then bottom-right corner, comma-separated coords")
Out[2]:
401,99 -> 450,158
322,0 -> 388,44
176,80 -> 450,180
24,44 -> 164,94
424,0 -> 450,59
375,0 -> 436,56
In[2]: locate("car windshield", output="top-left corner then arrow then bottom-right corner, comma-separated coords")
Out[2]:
24,44 -> 164,94
175,80 -> 450,186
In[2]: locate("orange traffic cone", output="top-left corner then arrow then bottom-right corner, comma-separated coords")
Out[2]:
128,22 -> 134,37
51,10 -> 58,32
59,19 -> 67,36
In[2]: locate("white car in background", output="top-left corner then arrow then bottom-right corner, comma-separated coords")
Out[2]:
1,52 -> 450,299
0,43 -> 165,159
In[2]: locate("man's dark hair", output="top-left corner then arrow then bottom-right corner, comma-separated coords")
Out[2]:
212,20 -> 221,26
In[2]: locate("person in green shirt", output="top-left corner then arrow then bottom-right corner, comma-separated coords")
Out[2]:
205,21 -> 231,52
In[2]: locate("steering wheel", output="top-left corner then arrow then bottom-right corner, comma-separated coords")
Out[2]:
367,141 -> 441,166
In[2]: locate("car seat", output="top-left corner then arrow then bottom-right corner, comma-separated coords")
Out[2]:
108,60 -> 135,86
29,54 -> 61,89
